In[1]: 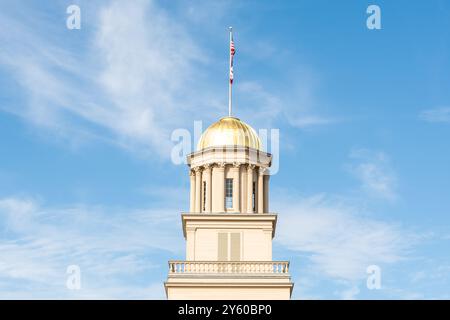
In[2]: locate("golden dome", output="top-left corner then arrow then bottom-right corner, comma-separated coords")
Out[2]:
197,116 -> 261,151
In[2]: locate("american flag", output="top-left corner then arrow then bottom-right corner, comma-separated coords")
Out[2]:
230,35 -> 235,84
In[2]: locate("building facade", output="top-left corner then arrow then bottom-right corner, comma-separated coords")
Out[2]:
164,116 -> 294,299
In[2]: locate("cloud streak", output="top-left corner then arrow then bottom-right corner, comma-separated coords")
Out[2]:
347,148 -> 398,201
0,0 -> 212,158
272,190 -> 417,299
275,194 -> 409,281
0,0 -> 341,161
420,107 -> 450,123
0,196 -> 182,299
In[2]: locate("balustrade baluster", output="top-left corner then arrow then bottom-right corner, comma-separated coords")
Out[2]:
168,261 -> 290,275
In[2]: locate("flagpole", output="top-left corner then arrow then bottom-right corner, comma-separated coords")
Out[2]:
228,26 -> 232,117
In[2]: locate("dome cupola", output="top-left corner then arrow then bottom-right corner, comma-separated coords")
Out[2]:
197,116 -> 261,151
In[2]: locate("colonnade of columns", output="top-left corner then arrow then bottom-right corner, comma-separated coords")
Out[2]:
189,163 -> 269,214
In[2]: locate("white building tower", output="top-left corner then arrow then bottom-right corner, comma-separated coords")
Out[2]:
165,28 -> 293,299
164,116 -> 294,299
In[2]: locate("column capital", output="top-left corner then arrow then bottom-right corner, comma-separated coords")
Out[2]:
193,166 -> 202,174
258,166 -> 268,175
232,162 -> 241,168
189,169 -> 196,176
247,164 -> 256,171
230,162 -> 241,171
203,163 -> 212,171
216,162 -> 226,169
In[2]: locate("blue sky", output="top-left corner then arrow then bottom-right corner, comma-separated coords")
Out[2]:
1,0 -> 450,299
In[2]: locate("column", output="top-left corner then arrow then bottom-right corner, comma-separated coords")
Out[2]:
217,163 -> 225,212
263,172 -> 270,213
189,170 -> 195,212
258,167 -> 264,213
240,165 -> 247,213
212,163 -> 226,212
211,164 -> 218,212
204,164 -> 212,212
231,163 -> 240,212
194,167 -> 202,213
246,164 -> 255,213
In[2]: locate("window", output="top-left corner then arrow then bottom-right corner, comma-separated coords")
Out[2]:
218,232 -> 228,261
202,181 -> 206,211
230,233 -> 241,261
252,181 -> 256,212
225,178 -> 233,209
218,232 -> 241,261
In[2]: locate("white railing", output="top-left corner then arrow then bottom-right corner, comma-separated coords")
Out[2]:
168,260 -> 289,274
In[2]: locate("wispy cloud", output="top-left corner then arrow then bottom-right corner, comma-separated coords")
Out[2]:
347,148 -> 398,201
273,191 -> 415,299
0,1 -> 213,158
236,75 -> 337,131
288,115 -> 337,129
339,285 -> 360,300
0,196 -> 181,299
276,194 -> 409,280
0,0 -> 341,160
419,107 -> 450,123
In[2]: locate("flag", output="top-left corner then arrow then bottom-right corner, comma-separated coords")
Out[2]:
230,35 -> 235,84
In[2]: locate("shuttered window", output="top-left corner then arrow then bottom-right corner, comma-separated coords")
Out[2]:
217,232 -> 241,261
218,232 -> 228,261
230,233 -> 241,261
